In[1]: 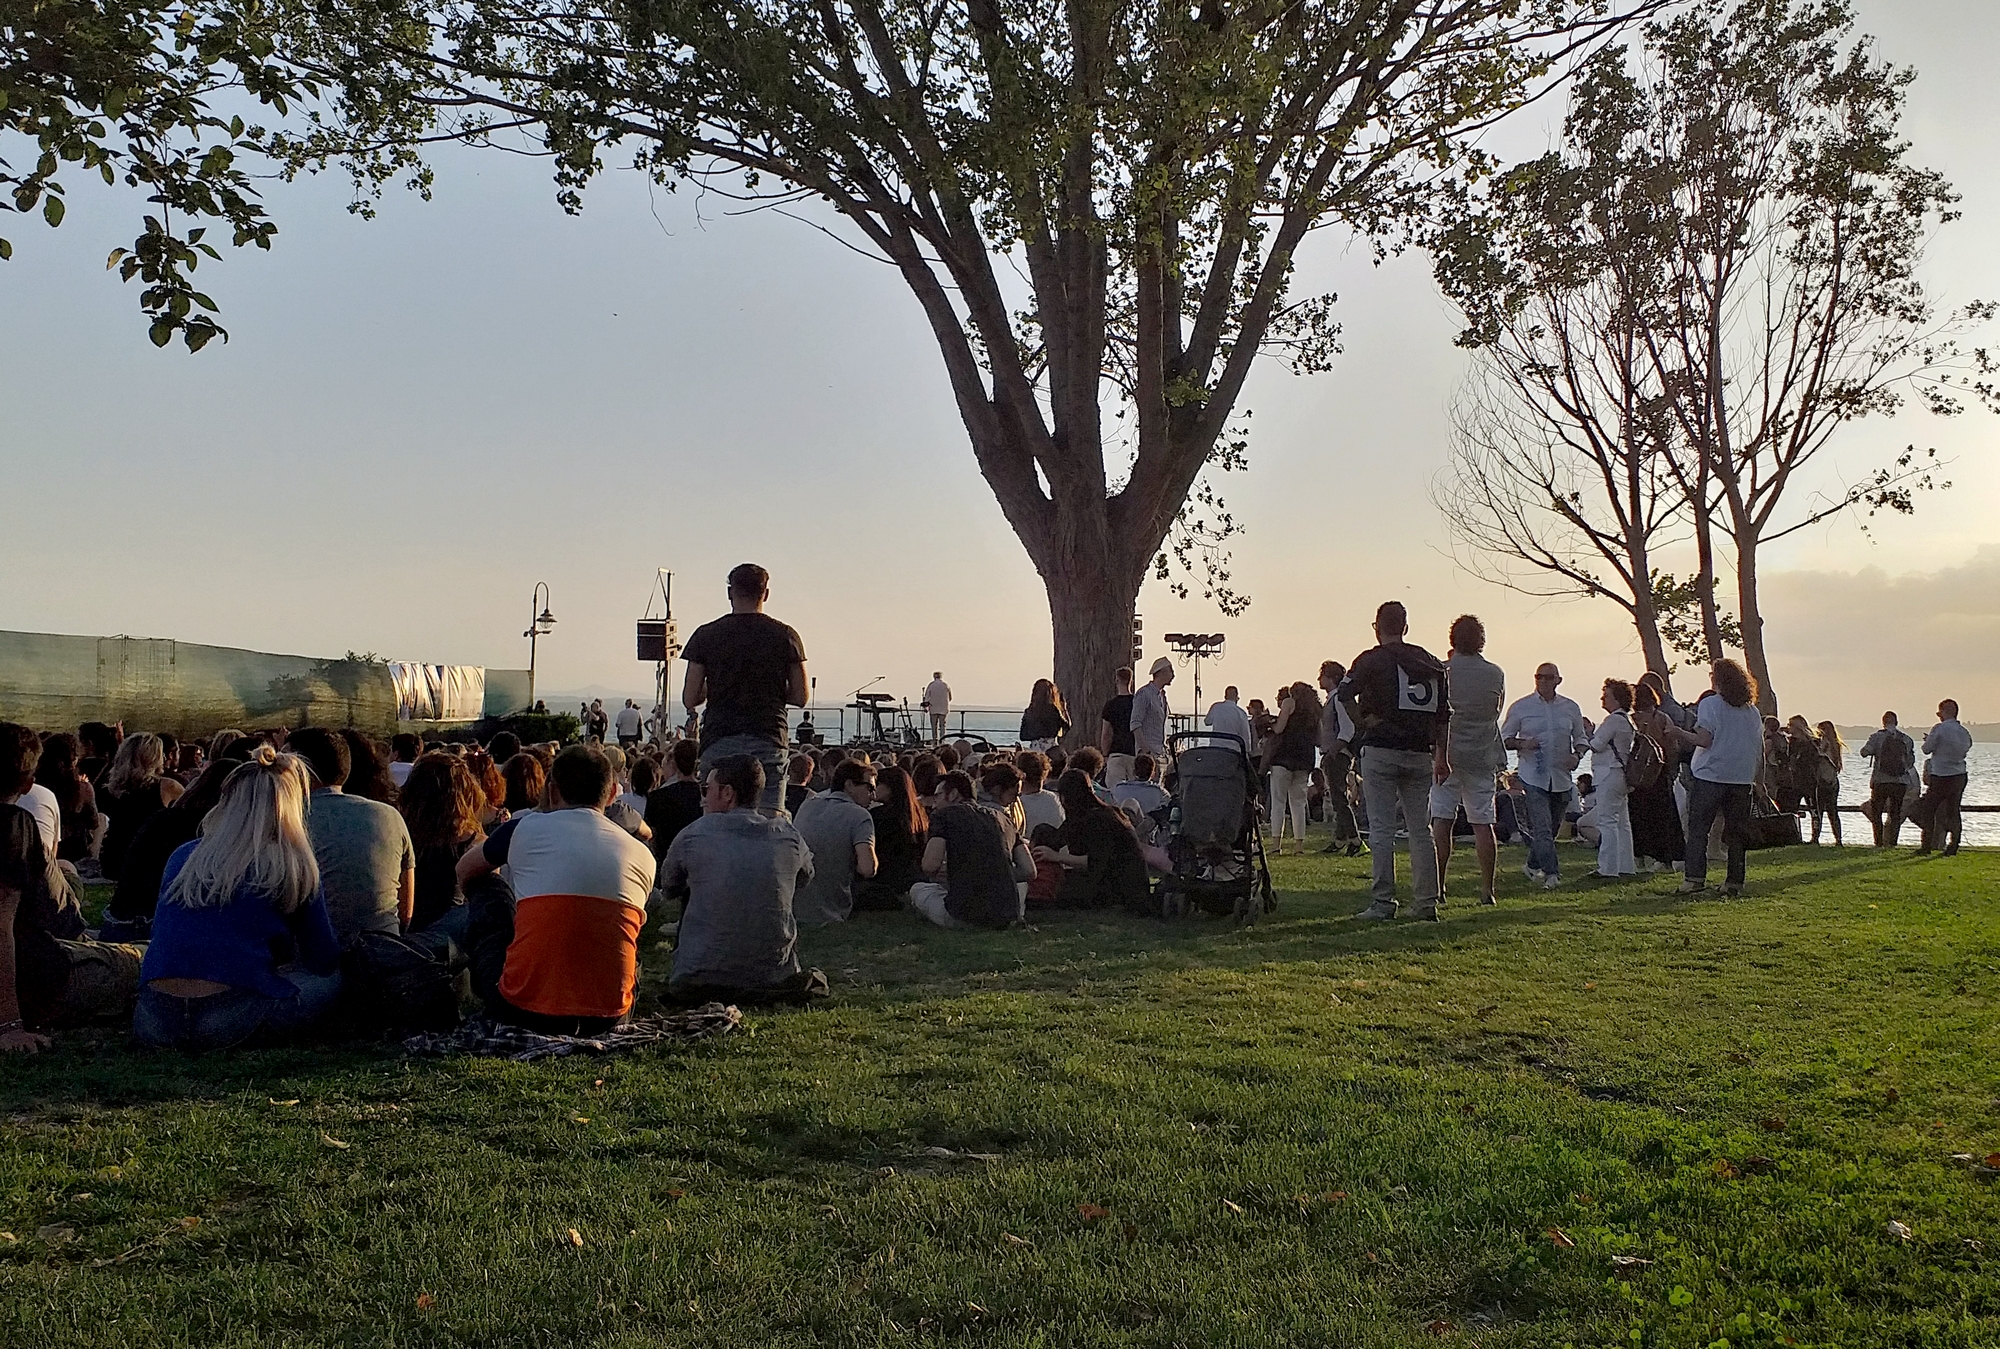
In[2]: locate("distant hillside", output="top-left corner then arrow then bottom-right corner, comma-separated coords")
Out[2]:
1837,723 -> 2000,744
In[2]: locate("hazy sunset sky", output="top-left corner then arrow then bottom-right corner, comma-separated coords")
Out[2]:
4,0 -> 1995,726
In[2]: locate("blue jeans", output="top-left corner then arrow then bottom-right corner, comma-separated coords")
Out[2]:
699,733 -> 788,813
1523,784 -> 1570,878
133,967 -> 343,1052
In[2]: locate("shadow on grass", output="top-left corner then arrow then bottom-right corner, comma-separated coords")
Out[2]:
2,844 -> 1950,1114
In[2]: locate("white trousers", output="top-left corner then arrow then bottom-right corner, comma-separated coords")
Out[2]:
1269,765 -> 1311,842
1595,784 -> 1636,876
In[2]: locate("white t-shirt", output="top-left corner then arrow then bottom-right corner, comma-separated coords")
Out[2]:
614,706 -> 643,738
20,783 -> 61,859
1204,699 -> 1255,750
924,680 -> 952,717
1020,788 -> 1065,835
1691,698 -> 1763,785
388,761 -> 415,787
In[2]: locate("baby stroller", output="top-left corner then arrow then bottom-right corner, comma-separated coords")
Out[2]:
1155,730 -> 1277,924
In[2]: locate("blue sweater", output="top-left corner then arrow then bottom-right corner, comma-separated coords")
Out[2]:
139,842 -> 342,999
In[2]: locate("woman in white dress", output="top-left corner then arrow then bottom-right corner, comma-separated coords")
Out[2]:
1587,679 -> 1637,877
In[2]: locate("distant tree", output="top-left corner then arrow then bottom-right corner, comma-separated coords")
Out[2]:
1,1 -> 322,349
1439,0 -> 1995,712
266,0 -> 1651,737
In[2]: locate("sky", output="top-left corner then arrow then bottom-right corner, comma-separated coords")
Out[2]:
3,1 -> 1996,728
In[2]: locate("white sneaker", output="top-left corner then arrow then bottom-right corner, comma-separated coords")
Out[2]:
1542,874 -> 1563,889
1522,864 -> 1546,883
1355,902 -> 1399,921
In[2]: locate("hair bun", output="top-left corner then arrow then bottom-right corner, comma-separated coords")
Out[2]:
248,743 -> 278,766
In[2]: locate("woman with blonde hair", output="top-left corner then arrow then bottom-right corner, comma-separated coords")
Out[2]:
97,732 -> 183,881
1810,720 -> 1845,846
132,748 -> 342,1052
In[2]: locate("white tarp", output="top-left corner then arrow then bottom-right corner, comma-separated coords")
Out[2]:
390,663 -> 487,723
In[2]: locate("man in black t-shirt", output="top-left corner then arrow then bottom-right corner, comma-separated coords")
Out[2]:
643,738 -> 705,861
1098,666 -> 1137,787
1335,602 -> 1449,923
910,770 -> 1035,928
680,563 -> 809,814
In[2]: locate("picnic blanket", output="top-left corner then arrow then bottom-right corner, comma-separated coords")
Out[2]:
402,1003 -> 742,1061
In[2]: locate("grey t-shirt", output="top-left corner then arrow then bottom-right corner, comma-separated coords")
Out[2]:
1445,652 -> 1507,776
661,809 -> 812,991
791,790 -> 876,926
306,789 -> 414,942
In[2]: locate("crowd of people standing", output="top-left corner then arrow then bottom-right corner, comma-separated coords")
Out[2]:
0,565 -> 1977,1058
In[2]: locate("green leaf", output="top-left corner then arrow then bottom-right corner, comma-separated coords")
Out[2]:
0,237 -> 12,261
42,195 -> 64,227
1669,1285 -> 1694,1307
106,248 -> 128,270
149,318 -> 175,347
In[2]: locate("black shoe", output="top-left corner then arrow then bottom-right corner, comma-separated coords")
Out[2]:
1345,841 -> 1365,857
1320,841 -> 1344,854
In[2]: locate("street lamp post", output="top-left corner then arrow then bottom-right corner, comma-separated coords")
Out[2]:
524,582 -> 557,709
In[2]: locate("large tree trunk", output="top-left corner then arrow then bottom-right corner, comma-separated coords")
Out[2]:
1734,537 -> 1778,715
1046,562 -> 1144,755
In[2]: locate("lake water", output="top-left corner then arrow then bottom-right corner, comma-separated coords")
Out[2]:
1581,739 -> 2000,847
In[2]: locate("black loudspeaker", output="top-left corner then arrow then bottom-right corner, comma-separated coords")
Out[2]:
636,620 -> 668,662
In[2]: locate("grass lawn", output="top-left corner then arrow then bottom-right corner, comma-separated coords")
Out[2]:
4,837 -> 1999,1347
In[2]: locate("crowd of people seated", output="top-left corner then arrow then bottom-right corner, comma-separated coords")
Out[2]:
0,709 -> 1179,1056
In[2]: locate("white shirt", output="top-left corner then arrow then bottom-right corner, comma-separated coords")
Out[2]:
1500,693 -> 1590,793
1204,699 -> 1254,750
1130,682 -> 1171,758
1588,711 -> 1635,794
388,761 -> 415,787
1691,699 -> 1764,785
924,679 -> 952,716
1923,719 -> 1973,778
1020,788 -> 1065,835
614,706 -> 643,737
20,783 -> 61,859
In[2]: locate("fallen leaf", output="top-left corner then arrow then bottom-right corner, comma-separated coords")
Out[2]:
1714,1159 -> 1739,1179
1887,1219 -> 1913,1242
415,1293 -> 435,1312
1078,1204 -> 1111,1223
967,1301 -> 987,1315
1740,1156 -> 1776,1175
269,1098 -> 300,1107
1460,1103 -> 1478,1116
35,1225 -> 75,1244
1365,1250 -> 1379,1263
320,1133 -> 349,1150
178,1217 -> 200,1232
1001,1232 -> 1033,1248
1221,1199 -> 1244,1215
1726,1052 -> 1750,1065
665,1189 -> 687,1201
1986,1153 -> 2000,1169
924,1147 -> 959,1159
1609,1255 -> 1654,1269
876,1167 -> 896,1179
573,1116 -> 590,1124
1760,1117 -> 1787,1133
1573,1191 -> 1595,1205
1548,1227 -> 1576,1249
1121,1221 -> 1138,1243
1884,1088 -> 1900,1104
1584,981 -> 1598,991
567,1228 -> 585,1247
1325,1190 -> 1348,1202
72,1193 -> 93,1202
1425,1319 -> 1455,1337
593,1079 -> 603,1087
0,1233 -> 14,1245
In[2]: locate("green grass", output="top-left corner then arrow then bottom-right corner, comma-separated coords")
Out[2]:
4,839 -> 1999,1347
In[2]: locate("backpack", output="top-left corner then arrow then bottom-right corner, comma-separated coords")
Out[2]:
339,928 -> 471,1036
1874,731 -> 1910,779
1620,726 -> 1666,792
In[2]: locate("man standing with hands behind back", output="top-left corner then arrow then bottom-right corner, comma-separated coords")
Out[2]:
1501,664 -> 1590,889
681,564 -> 808,816
1337,602 -> 1448,922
